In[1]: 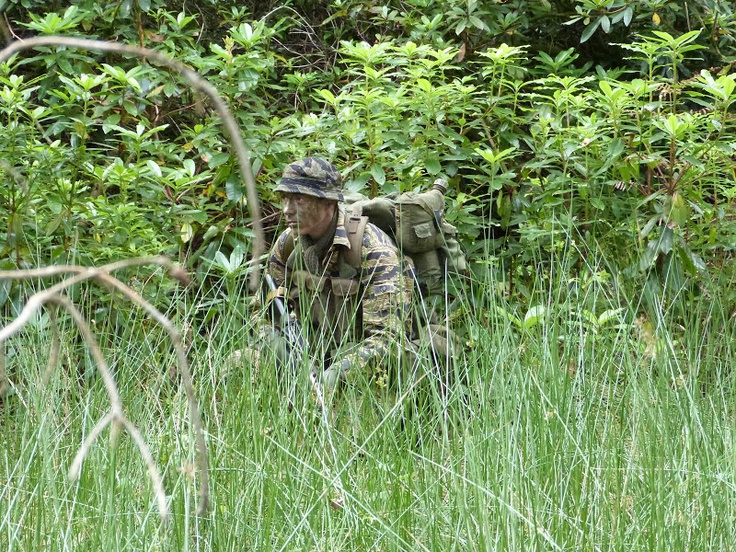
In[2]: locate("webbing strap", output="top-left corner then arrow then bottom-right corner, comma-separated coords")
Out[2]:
344,213 -> 368,269
280,214 -> 367,270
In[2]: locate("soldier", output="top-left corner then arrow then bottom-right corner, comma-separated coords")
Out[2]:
262,157 -> 414,397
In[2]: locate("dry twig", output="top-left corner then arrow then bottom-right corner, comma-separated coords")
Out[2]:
0,256 -> 209,519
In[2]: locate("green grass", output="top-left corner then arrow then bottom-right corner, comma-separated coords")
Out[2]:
2,257 -> 736,551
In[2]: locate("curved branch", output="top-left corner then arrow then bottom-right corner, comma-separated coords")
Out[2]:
0,258 -> 210,516
47,294 -> 169,520
0,36 -> 265,290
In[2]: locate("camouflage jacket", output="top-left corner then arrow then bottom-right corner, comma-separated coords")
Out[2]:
265,209 -> 414,386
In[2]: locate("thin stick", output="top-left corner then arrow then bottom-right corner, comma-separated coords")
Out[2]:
46,294 -> 169,520
0,257 -> 210,515
0,258 -> 209,516
0,255 -> 185,282
45,295 -> 124,414
68,411 -> 115,482
0,37 -> 265,290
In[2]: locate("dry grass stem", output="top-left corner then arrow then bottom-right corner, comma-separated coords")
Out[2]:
41,307 -> 61,386
0,343 -> 8,398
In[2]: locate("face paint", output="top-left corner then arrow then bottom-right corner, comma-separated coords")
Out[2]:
282,193 -> 335,239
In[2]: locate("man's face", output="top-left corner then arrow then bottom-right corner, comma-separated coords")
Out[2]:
282,193 -> 336,239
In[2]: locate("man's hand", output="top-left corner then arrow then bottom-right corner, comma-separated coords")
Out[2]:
321,358 -> 351,396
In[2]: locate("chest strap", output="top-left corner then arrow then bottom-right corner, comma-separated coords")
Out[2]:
281,215 -> 368,270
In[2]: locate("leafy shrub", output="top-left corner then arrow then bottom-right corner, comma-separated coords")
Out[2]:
1,0 -> 736,318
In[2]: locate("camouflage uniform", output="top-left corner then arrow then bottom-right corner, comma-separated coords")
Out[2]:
264,158 -> 414,389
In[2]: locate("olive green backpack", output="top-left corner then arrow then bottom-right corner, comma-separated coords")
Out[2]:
344,178 -> 467,296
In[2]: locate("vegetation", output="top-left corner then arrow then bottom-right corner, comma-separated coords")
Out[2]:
2,0 -> 736,549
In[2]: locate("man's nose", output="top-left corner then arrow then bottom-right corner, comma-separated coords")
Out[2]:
283,198 -> 294,215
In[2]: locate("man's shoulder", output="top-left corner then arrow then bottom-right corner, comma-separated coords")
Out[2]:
362,221 -> 397,250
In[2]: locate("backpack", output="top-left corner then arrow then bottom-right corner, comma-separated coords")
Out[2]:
344,179 -> 466,369
343,178 -> 467,296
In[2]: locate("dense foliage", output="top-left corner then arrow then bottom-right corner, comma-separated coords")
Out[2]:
1,0 -> 735,315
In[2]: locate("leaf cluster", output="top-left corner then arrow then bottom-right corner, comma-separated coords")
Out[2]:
0,0 -> 735,318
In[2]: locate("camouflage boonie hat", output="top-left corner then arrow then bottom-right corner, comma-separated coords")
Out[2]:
275,157 -> 344,202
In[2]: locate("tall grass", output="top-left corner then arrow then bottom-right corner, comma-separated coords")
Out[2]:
2,245 -> 736,551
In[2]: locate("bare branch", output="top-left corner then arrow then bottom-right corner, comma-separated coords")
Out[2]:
0,37 -> 265,290
0,257 -> 209,517
0,256 -> 210,513
44,295 -> 124,415
46,293 -> 169,520
68,411 -> 115,482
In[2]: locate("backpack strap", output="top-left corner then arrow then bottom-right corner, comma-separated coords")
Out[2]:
281,218 -> 367,270
344,213 -> 368,269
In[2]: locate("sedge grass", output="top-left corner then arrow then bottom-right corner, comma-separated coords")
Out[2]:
2,250 -> 736,551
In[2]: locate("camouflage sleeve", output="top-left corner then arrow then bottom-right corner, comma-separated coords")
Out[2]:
251,229 -> 291,331
265,230 -> 290,287
339,224 -> 414,387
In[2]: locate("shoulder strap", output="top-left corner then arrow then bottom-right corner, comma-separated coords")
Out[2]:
344,213 -> 369,269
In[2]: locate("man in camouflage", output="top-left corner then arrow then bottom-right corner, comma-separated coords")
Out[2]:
263,157 -> 414,394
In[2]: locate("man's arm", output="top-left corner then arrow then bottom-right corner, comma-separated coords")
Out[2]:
265,230 -> 290,286
334,225 -> 414,388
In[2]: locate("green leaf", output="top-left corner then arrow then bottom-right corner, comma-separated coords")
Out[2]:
45,214 -> 64,235
370,164 -> 386,185
180,222 -> 194,244
658,226 -> 674,254
639,240 -> 659,271
690,252 -> 706,272
580,18 -> 601,44
425,156 -> 441,175
209,152 -> 231,168
202,225 -> 220,242
468,15 -> 486,30
318,89 -> 336,105
623,6 -> 633,26
494,305 -> 522,328
123,99 -> 137,116
590,198 -> 605,210
670,193 -> 690,226
598,308 -> 625,327
58,59 -> 73,74
524,305 -> 546,329
230,246 -> 245,271
146,160 -> 162,178
346,172 -> 372,192
214,251 -> 230,271
120,0 -> 132,16
225,175 -> 244,201
183,159 -> 196,177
